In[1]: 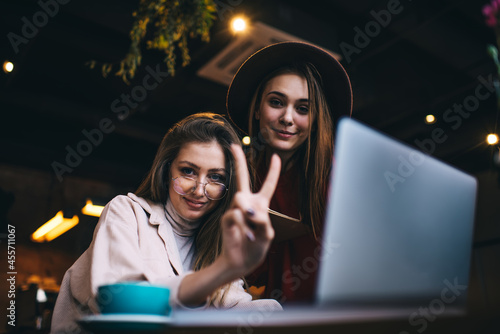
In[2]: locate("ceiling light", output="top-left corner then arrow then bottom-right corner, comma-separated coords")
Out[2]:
3,61 -> 14,73
197,21 -> 341,86
425,114 -> 436,124
81,198 -> 105,217
231,17 -> 247,33
32,211 -> 79,242
487,133 -> 499,145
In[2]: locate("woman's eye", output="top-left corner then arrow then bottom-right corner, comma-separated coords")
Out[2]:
297,105 -> 309,114
209,173 -> 225,183
180,167 -> 195,176
269,99 -> 283,107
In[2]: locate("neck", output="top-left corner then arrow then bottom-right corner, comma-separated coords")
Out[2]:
265,147 -> 294,173
165,198 -> 201,237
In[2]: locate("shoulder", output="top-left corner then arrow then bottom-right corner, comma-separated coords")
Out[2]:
98,194 -> 150,226
99,193 -> 166,229
104,193 -> 155,215
104,194 -> 140,214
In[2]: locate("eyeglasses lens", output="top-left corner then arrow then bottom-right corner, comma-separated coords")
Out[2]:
173,177 -> 226,200
206,183 -> 225,200
173,177 -> 195,196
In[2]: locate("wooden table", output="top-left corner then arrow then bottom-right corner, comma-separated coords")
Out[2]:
82,307 -> 499,334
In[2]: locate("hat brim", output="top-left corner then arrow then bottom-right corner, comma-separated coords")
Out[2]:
226,41 -> 353,135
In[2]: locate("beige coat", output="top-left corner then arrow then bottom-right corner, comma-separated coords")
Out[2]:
51,193 -> 281,333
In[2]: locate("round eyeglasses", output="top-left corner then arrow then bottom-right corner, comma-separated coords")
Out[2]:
172,176 -> 228,200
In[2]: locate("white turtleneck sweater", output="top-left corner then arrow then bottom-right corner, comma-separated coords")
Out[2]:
164,199 -> 201,272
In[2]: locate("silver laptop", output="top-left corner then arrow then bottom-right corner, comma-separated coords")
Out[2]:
316,117 -> 477,308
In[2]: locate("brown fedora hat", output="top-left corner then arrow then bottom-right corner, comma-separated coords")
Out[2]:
226,41 -> 353,135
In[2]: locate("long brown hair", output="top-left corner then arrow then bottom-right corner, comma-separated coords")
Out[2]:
247,63 -> 334,239
135,112 -> 240,303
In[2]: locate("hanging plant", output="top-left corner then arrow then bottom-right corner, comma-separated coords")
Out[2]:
89,0 -> 217,84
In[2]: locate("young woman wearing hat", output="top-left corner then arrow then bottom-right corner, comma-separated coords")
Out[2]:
227,42 -> 353,303
51,113 -> 282,333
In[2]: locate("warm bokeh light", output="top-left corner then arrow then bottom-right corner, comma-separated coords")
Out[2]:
242,136 -> 251,146
487,133 -> 499,145
3,61 -> 14,73
231,17 -> 247,33
81,198 -> 105,217
31,211 -> 79,242
425,114 -> 436,124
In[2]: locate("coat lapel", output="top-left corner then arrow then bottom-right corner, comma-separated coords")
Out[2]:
127,193 -> 184,275
154,213 -> 184,275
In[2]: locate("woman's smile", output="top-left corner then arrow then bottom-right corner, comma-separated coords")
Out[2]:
183,196 -> 208,209
272,127 -> 297,138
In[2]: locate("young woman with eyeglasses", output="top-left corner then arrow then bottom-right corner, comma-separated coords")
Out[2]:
227,42 -> 353,303
51,113 -> 282,333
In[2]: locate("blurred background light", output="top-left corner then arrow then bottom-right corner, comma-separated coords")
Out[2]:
31,211 -> 79,242
231,16 -> 247,33
81,198 -> 105,217
486,133 -> 499,145
242,136 -> 251,146
37,288 -> 47,303
3,61 -> 14,73
425,114 -> 436,124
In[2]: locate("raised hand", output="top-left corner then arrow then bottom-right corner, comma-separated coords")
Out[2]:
220,144 -> 281,277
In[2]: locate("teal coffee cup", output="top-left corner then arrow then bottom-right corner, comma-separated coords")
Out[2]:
97,282 -> 171,316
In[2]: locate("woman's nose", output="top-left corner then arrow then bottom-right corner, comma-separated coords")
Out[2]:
192,180 -> 206,197
279,106 -> 294,126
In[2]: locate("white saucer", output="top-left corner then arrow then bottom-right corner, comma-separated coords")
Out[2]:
78,313 -> 172,332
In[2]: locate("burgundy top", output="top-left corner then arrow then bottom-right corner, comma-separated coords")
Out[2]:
246,163 -> 322,304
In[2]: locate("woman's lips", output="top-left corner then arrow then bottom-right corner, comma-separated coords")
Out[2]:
183,197 -> 207,209
273,128 -> 296,139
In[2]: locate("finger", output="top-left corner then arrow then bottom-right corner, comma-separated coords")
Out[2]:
246,229 -> 256,242
231,192 -> 275,241
244,213 -> 275,243
258,154 -> 281,201
230,144 -> 251,193
224,208 -> 255,241
246,208 -> 255,217
232,193 -> 258,229
246,214 -> 274,241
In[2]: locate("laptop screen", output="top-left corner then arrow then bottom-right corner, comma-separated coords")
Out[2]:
316,118 -> 477,307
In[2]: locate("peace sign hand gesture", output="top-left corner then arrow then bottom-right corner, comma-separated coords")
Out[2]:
220,144 -> 281,278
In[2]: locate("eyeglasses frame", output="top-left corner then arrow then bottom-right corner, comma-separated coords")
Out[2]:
171,175 -> 229,200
